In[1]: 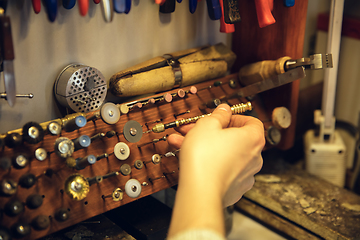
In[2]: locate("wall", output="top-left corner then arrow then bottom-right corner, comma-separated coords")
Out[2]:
0,1 -> 230,133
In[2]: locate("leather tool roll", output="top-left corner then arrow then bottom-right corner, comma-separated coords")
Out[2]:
109,43 -> 236,97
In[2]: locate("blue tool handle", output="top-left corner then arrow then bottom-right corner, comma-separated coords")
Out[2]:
62,0 -> 76,9
45,0 -> 58,22
113,0 -> 125,13
124,0 -> 131,14
189,0 -> 197,14
176,0 -> 182,3
283,0 -> 294,7
206,0 -> 221,20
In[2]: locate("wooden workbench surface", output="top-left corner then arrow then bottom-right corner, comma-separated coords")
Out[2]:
237,150 -> 360,240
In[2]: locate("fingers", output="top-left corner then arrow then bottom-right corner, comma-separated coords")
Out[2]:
209,104 -> 232,129
167,133 -> 184,149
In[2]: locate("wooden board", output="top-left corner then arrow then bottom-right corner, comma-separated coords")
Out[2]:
236,154 -> 360,240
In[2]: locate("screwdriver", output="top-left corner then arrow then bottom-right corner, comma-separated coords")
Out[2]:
147,102 -> 252,134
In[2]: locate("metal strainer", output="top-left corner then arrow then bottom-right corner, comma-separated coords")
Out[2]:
54,64 -> 107,113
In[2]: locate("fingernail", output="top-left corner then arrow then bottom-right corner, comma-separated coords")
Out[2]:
218,107 -> 228,112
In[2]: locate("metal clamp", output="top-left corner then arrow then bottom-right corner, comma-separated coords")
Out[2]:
163,54 -> 182,88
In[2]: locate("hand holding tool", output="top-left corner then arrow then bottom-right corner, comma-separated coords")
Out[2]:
149,102 -> 252,133
254,0 -> 275,28
238,54 -> 332,86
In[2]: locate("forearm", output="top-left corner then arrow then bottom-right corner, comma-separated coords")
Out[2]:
168,173 -> 225,238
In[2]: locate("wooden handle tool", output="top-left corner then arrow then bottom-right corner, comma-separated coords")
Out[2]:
239,54 -> 333,87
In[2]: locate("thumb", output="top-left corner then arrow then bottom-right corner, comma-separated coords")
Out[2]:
208,104 -> 232,129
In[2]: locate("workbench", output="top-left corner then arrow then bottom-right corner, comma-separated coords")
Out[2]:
236,149 -> 360,240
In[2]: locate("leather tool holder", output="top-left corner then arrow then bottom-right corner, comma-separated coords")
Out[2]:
109,43 -> 236,97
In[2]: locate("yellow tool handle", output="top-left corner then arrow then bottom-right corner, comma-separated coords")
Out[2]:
238,56 -> 291,86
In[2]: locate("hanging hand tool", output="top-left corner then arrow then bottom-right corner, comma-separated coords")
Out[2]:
189,0 -> 197,14
283,0 -> 294,7
219,0 -> 234,33
32,0 -> 41,13
100,0 -> 114,22
0,2 -> 16,107
159,0 -> 175,13
94,0 -> 101,3
254,0 -> 275,28
109,43 -> 236,97
62,0 -> 76,9
44,0 -> 58,22
206,0 -> 221,20
223,0 -> 240,23
238,54 -> 333,86
78,0 -> 89,16
113,0 -> 131,14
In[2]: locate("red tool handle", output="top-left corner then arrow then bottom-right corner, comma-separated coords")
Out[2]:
94,0 -> 101,3
268,0 -> 273,11
254,0 -> 275,28
78,0 -> 89,16
219,0 -> 235,33
32,0 -> 41,14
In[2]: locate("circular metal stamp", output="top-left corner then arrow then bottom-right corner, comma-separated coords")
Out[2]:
266,126 -> 282,146
113,142 -> 130,160
120,164 -> 132,176
22,122 -> 44,144
134,160 -> 144,169
111,188 -> 123,201
35,148 -> 47,161
48,121 -> 62,135
123,120 -> 143,143
100,102 -> 121,125
125,179 -> 141,198
54,137 -> 75,158
151,154 -> 161,165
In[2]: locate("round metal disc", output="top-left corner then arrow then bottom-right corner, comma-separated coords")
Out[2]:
134,160 -> 144,169
48,121 -> 62,135
35,148 -> 47,161
113,142 -> 130,160
125,179 -> 141,198
151,154 -> 161,165
100,102 -> 120,125
120,164 -> 131,176
54,137 -> 75,159
123,120 -> 143,143
266,126 -> 282,145
22,122 -> 44,144
119,104 -> 129,115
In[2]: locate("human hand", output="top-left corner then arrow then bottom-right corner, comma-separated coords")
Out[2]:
168,103 -> 265,206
